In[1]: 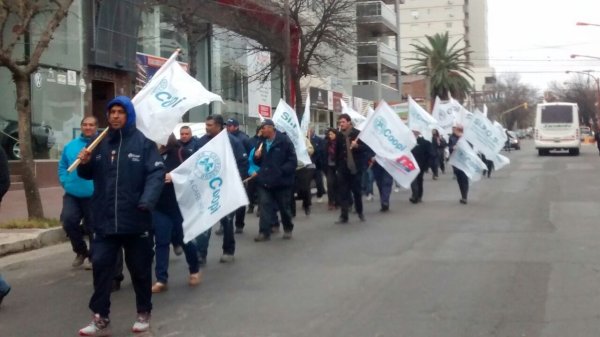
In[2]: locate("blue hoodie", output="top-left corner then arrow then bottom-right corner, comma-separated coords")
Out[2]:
78,96 -> 165,235
58,134 -> 95,198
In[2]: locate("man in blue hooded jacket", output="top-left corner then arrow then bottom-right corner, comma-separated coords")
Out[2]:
58,116 -> 97,268
77,96 -> 165,336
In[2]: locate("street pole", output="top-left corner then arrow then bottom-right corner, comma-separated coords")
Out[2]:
377,39 -> 382,102
283,0 -> 292,106
394,0 -> 402,102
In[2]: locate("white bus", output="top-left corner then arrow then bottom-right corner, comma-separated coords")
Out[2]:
534,102 -> 580,156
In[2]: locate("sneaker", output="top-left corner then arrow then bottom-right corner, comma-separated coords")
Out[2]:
189,272 -> 202,286
282,231 -> 292,240
366,194 -> 374,201
219,254 -> 234,263
173,245 -> 184,256
79,314 -> 110,336
83,258 -> 93,270
460,198 -> 468,205
316,196 -> 324,203
335,217 -> 348,224
72,254 -> 86,267
151,282 -> 167,293
215,227 -> 224,236
358,213 -> 366,222
235,227 -> 244,234
409,197 -> 418,204
132,312 -> 151,333
254,233 -> 271,242
393,187 -> 400,193
380,205 -> 389,212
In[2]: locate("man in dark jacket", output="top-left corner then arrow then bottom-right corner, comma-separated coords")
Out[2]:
334,114 -> 370,223
309,128 -> 326,202
194,115 -> 248,264
77,96 -> 165,335
178,125 -> 200,157
0,147 -> 9,208
252,119 -> 297,241
410,130 -> 435,203
225,118 -> 251,233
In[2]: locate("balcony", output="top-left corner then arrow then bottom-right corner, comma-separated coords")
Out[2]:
356,42 -> 399,70
356,1 -> 398,36
353,80 -> 401,102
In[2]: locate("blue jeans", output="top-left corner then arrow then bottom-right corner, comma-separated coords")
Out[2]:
372,163 -> 393,206
153,210 -> 199,284
361,168 -> 374,195
60,194 -> 92,256
258,186 -> 294,236
0,274 -> 10,296
195,213 -> 235,260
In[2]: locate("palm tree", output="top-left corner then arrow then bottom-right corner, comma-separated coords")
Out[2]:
406,32 -> 473,101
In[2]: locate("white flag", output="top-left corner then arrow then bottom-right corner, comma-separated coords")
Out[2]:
341,99 -> 367,130
408,96 -> 438,141
463,110 -> 506,158
432,96 -> 461,135
448,138 -> 488,181
359,100 -> 420,188
171,130 -> 249,243
300,89 -> 310,137
272,99 -> 312,166
133,50 -> 223,145
491,153 -> 510,171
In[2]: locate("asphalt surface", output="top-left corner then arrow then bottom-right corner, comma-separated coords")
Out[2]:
1,139 -> 600,337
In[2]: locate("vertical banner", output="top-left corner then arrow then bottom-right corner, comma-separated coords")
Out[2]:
247,51 -> 272,118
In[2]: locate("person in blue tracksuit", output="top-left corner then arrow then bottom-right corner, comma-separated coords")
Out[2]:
76,96 -> 165,336
58,116 -> 97,268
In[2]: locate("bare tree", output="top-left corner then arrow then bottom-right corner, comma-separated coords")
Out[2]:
156,0 -> 356,113
547,76 -> 597,126
0,0 -> 75,219
488,74 -> 538,130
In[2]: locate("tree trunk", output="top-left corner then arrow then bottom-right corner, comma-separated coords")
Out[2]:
14,72 -> 44,219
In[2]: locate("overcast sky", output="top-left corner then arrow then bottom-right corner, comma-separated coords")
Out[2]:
487,0 -> 600,91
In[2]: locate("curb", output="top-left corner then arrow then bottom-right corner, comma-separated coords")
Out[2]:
0,227 -> 67,257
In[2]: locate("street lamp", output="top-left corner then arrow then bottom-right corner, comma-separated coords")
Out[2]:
566,70 -> 600,124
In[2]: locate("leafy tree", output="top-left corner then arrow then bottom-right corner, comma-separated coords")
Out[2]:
0,0 -> 75,218
406,32 -> 473,101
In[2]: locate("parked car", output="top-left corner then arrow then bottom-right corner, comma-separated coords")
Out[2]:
0,115 -> 55,160
579,126 -> 592,141
506,130 -> 520,150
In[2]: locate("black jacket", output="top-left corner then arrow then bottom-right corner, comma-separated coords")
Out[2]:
335,127 -> 372,174
254,131 -> 297,189
78,96 -> 165,235
155,145 -> 186,216
0,147 -> 9,203
197,131 -> 249,179
310,134 -> 326,171
411,136 -> 435,172
230,129 -> 252,154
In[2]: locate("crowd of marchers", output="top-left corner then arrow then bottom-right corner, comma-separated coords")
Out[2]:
0,94 -> 479,337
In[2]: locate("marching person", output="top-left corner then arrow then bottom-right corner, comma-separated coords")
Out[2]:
292,135 -> 315,217
410,130 -> 435,204
77,96 -> 165,335
252,119 -> 297,241
151,134 -> 201,293
324,128 -> 339,210
225,118 -> 252,233
194,115 -> 248,264
334,114 -> 369,223
58,116 -> 98,269
448,125 -> 470,204
431,129 -> 447,179
371,159 -> 394,212
178,125 -> 200,157
308,128 -> 326,203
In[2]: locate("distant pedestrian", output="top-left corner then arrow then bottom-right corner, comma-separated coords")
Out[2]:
308,128 -> 327,203
410,130 -> 435,203
448,125 -> 470,204
325,128 -> 339,210
0,147 -> 9,208
431,129 -> 447,178
292,136 -> 315,216
58,116 -> 97,269
334,114 -> 370,223
77,96 -> 165,335
252,119 -> 297,241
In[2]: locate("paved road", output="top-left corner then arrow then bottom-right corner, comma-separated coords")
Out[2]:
1,140 -> 600,337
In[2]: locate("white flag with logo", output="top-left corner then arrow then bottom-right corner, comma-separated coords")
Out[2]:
341,99 -> 367,130
359,100 -> 419,188
408,96 -> 438,141
272,99 -> 312,165
448,138 -> 488,181
171,130 -> 249,243
300,89 -> 310,137
432,96 -> 461,135
463,110 -> 506,158
133,50 -> 223,145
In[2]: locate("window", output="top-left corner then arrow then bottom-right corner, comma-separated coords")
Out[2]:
541,106 -> 574,123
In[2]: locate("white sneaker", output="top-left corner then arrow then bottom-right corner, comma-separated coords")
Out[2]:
316,196 -> 325,203
132,312 -> 151,333
366,194 -> 374,201
79,314 -> 110,336
83,258 -> 93,270
394,187 -> 400,193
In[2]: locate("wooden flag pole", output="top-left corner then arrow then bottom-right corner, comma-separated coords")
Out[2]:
67,128 -> 110,173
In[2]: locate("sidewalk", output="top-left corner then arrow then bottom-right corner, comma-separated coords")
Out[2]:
0,187 -> 67,257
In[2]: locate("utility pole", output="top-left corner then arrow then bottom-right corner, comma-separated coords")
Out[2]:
283,0 -> 292,105
395,0 -> 402,102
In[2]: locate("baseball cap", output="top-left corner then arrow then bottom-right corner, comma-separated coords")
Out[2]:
260,119 -> 275,128
226,118 -> 239,126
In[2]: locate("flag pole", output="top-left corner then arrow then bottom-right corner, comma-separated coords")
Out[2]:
67,128 -> 109,172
